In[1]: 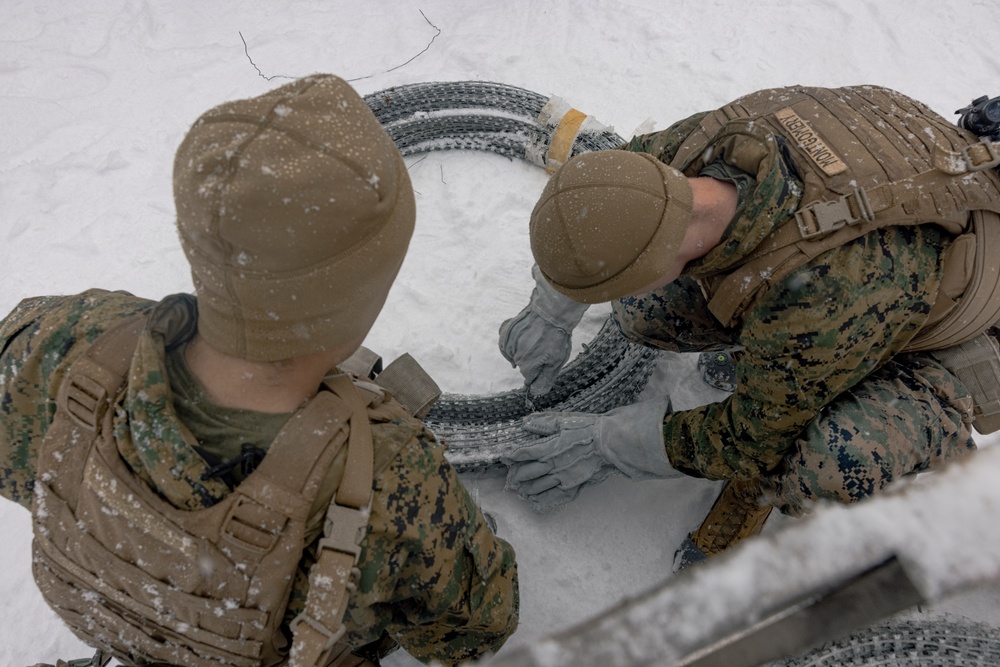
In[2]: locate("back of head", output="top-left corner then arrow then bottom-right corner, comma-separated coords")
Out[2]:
530,150 -> 693,303
174,74 -> 415,362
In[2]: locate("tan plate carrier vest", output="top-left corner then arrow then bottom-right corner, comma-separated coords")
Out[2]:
668,86 -> 1000,351
30,315 -> 434,667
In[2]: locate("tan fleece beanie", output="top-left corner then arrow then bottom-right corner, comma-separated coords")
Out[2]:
530,151 -> 693,304
174,74 -> 415,361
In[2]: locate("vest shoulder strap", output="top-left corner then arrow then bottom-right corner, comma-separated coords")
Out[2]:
289,373 -> 376,667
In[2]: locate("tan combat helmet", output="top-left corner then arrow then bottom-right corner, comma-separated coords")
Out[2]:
174,74 -> 415,362
529,150 -> 693,304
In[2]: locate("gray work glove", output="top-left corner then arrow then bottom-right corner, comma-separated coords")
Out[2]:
498,264 -> 589,396
503,396 -> 679,512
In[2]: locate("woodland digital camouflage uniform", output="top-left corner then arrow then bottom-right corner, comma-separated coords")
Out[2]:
612,114 -> 977,515
0,289 -> 518,665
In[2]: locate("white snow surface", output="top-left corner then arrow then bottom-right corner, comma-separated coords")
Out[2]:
3,1 -> 1000,665
488,446 -> 1000,667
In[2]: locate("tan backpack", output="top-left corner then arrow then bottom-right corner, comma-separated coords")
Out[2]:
30,315 -> 432,667
670,86 -> 1000,350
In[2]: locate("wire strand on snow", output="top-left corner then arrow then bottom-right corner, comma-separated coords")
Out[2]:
352,10 -> 442,81
239,10 -> 442,84
239,31 -> 293,82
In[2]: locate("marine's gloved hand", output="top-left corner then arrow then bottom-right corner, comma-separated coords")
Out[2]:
498,264 -> 589,397
503,396 -> 679,512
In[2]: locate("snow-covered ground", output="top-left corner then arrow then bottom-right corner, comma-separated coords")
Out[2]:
3,1 -> 1000,665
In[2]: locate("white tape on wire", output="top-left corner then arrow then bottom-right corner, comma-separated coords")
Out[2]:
526,96 -> 614,172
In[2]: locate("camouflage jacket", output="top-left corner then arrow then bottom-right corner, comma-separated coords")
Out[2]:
0,289 -> 518,666
615,112 -> 953,481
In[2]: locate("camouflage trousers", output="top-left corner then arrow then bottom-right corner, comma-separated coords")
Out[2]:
613,291 -> 977,517
761,352 -> 976,516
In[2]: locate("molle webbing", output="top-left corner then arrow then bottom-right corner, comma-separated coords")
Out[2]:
909,211 -> 1000,351
931,330 -> 1000,434
32,315 -> 377,667
338,346 -> 442,420
674,86 -> 1000,345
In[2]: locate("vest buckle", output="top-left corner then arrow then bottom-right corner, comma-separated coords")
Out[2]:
963,139 -> 1000,172
318,499 -> 372,565
795,188 -> 874,239
288,611 -> 347,652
